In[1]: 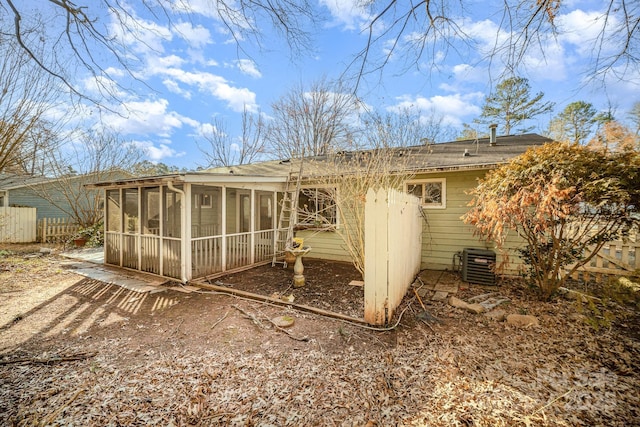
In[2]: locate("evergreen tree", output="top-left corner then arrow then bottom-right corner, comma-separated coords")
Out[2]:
478,76 -> 554,135
547,101 -> 597,144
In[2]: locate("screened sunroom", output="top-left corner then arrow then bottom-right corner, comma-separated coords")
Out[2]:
95,174 -> 289,282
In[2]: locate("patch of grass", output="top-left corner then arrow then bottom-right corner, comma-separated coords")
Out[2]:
0,249 -> 12,258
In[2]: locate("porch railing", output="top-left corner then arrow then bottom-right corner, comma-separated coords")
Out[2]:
226,232 -> 250,270
192,236 -> 223,277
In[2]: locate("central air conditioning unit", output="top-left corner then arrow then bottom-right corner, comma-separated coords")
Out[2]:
462,248 -> 496,286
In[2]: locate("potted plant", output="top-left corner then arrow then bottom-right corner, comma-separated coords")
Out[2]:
70,222 -> 104,248
71,229 -> 89,248
71,227 -> 92,247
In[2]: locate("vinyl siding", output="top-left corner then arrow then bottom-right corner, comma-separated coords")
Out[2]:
296,228 -> 351,262
298,169 -> 526,275
416,170 -> 524,274
7,187 -> 71,220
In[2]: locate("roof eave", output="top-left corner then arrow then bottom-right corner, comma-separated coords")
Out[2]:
85,173 -> 289,189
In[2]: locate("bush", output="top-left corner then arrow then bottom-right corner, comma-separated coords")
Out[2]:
70,222 -> 104,247
464,142 -> 640,300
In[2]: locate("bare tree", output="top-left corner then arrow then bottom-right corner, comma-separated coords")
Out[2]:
296,111 -> 427,277
348,0 -> 639,90
300,151 -> 416,278
0,0 -> 316,103
0,37 -> 62,173
628,101 -> 640,136
197,107 -> 266,167
30,128 -> 142,227
357,107 -> 454,149
2,1 -> 637,103
266,78 -> 359,159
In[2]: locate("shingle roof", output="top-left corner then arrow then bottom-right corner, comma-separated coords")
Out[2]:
0,173 -> 51,190
86,133 -> 553,187
200,133 -> 552,178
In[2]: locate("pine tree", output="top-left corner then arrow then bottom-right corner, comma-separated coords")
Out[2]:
478,76 -> 554,135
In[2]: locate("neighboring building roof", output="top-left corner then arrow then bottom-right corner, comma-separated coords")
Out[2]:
0,169 -> 136,190
89,133 -> 553,187
0,173 -> 51,190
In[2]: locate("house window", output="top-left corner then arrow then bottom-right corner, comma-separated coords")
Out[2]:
406,179 -> 446,209
297,188 -> 337,228
196,193 -> 212,208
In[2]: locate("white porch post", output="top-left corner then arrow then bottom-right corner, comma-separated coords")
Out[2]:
158,185 -> 164,276
250,188 -> 255,264
119,188 -> 124,267
137,186 -> 142,270
272,190 -> 278,253
183,183 -> 192,281
221,186 -> 227,272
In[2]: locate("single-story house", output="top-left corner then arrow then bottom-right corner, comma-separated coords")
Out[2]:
88,132 -> 552,284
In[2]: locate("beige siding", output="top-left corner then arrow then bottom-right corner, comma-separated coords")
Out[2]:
418,170 -> 485,269
417,170 -> 523,273
296,229 -> 351,262
299,170 -> 526,275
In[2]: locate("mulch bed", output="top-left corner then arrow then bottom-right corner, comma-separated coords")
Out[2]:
203,259 -> 365,318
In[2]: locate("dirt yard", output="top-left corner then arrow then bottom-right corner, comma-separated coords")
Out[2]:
0,244 -> 639,426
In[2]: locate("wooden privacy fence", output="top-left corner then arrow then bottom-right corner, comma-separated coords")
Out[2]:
0,207 -> 37,243
565,239 -> 639,283
364,188 -> 422,325
38,217 -> 80,243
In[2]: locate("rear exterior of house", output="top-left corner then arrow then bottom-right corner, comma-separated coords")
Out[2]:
90,133 -> 551,283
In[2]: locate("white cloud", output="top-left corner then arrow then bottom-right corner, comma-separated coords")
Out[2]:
160,68 -> 258,112
162,79 -> 192,99
103,99 -> 194,137
520,40 -> 568,82
235,59 -> 262,78
319,0 -> 370,30
556,9 -> 610,55
174,21 -> 212,48
81,75 -> 128,98
149,54 -> 186,69
390,93 -> 483,127
131,139 -> 185,162
108,10 -> 172,54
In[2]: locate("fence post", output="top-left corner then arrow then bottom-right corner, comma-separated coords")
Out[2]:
364,188 -> 388,325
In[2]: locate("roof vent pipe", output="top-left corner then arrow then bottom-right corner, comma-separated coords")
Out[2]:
489,124 -> 497,146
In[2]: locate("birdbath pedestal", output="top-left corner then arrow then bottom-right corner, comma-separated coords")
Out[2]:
286,246 -> 311,288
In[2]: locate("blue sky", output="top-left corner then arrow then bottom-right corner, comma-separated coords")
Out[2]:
51,0 -> 639,169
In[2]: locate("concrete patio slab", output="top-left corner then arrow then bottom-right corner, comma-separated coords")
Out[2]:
60,248 -> 168,293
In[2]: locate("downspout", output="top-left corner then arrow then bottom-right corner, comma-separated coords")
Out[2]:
167,181 -> 188,283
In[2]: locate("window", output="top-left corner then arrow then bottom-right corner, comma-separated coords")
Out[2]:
257,193 -> 274,231
297,187 -> 337,228
406,179 -> 446,208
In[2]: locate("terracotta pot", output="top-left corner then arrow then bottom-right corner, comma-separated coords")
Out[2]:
73,238 -> 87,247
